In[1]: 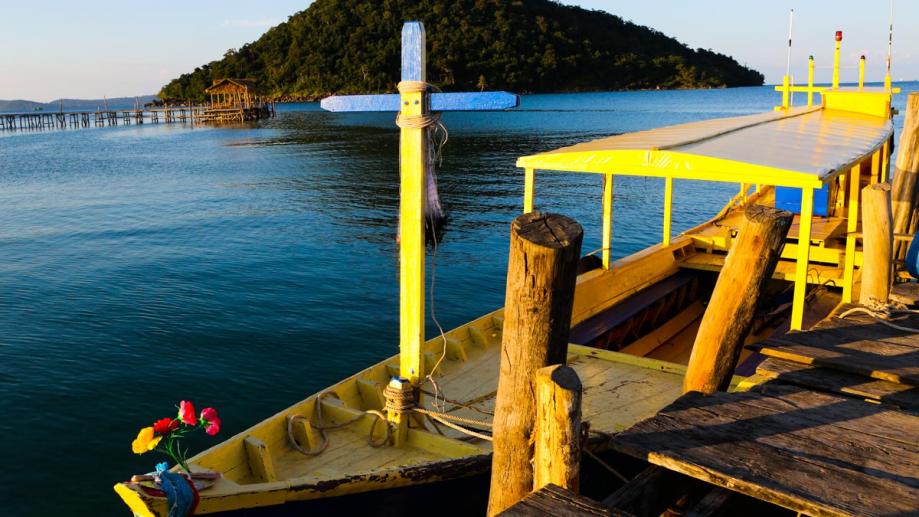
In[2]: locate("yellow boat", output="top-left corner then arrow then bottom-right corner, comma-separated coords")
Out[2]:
115,33 -> 902,517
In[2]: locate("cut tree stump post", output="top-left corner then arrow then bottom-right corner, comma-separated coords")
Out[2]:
684,205 -> 792,394
893,93 -> 919,259
487,211 -> 583,516
533,365 -> 582,494
860,183 -> 893,305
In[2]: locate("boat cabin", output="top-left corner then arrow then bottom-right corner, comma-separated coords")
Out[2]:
517,87 -> 897,333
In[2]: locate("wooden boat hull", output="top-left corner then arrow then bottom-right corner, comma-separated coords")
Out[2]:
114,187 -> 843,516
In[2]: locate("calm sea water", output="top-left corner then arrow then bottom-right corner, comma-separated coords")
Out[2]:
0,84 -> 915,515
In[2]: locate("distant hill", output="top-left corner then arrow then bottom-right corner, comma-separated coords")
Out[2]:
160,0 -> 764,101
0,96 -> 157,112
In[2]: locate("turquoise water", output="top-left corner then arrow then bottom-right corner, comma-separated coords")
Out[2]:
0,84 -> 915,515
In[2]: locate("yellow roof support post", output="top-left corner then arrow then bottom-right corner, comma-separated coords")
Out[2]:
881,140 -> 891,183
791,187 -> 815,331
871,149 -> 881,184
781,75 -> 791,110
843,163 -> 862,303
602,173 -> 614,269
859,55 -> 866,90
663,176 -> 673,246
807,56 -> 815,106
524,168 -> 535,213
833,31 -> 842,90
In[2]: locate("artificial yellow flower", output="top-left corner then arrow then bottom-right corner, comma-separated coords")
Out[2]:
131,426 -> 162,454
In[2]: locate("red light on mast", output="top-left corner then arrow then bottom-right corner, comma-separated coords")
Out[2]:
835,31 -> 843,42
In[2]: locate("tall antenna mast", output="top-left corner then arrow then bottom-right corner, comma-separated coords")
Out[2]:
885,0 -> 894,89
785,8 -> 794,79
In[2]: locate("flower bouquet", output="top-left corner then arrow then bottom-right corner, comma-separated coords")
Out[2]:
132,400 -> 221,473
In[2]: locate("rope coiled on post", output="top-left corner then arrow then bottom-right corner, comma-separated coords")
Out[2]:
395,81 -> 441,130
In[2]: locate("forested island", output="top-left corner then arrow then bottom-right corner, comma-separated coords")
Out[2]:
160,0 -> 764,101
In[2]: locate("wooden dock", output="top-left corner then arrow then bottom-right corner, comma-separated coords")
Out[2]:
0,103 -> 275,132
603,306 -> 919,517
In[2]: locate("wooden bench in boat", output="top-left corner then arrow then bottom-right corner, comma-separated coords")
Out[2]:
609,383 -> 919,517
569,270 -> 703,349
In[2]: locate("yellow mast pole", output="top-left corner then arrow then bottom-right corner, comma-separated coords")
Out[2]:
807,56 -> 815,106
843,163 -> 862,303
524,168 -> 535,213
395,22 -> 427,446
832,31 -> 842,89
663,176 -> 673,246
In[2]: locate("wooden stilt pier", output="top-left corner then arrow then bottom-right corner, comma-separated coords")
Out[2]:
0,100 -> 274,133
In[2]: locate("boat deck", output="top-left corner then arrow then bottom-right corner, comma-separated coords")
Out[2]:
608,304 -> 919,516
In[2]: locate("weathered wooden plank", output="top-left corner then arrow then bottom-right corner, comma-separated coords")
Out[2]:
751,321 -> 919,385
601,466 -> 700,516
684,487 -> 735,517
757,357 -> 919,409
610,384 -> 919,517
499,483 -> 614,517
320,91 -> 520,112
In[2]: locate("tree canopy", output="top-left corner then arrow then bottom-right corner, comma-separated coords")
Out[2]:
160,0 -> 763,101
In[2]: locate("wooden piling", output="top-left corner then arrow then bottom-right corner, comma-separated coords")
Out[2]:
533,365 -> 582,494
487,211 -> 583,516
860,183 -> 893,305
683,205 -> 792,394
892,93 -> 919,259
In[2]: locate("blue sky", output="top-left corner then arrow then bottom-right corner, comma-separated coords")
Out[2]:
1,1 -> 915,101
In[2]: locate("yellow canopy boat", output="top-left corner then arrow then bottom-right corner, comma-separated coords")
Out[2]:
115,37 -> 901,517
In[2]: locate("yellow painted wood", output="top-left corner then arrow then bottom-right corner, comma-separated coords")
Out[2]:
791,188 -> 814,331
524,167 -> 535,213
871,150 -> 881,184
822,90 -> 892,118
882,140 -> 890,182
843,164 -> 862,302
833,38 -> 841,89
859,56 -> 866,89
781,75 -> 790,109
663,176 -> 673,246
602,173 -> 613,268
808,56 -> 815,106
680,252 -> 843,284
244,436 -> 277,483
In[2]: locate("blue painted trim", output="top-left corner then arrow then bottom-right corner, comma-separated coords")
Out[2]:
401,22 -> 425,82
321,94 -> 400,112
321,92 -> 519,112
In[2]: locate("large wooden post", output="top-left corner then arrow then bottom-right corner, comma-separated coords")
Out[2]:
487,211 -> 583,516
684,205 -> 792,394
892,93 -> 919,259
860,183 -> 893,305
533,364 -> 582,493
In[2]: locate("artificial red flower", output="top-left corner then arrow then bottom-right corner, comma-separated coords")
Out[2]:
153,417 -> 180,435
200,407 -> 221,436
178,400 -> 197,426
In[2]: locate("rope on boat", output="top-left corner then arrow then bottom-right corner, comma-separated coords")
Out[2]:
412,408 -> 493,442
287,393 -> 390,457
837,298 -> 919,332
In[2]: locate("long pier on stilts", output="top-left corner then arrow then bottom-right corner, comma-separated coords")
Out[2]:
0,102 -> 276,132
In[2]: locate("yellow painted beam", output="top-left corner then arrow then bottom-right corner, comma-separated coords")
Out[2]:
881,140 -> 890,182
842,164 -> 862,302
790,187 -> 814,331
602,173 -> 614,269
524,167 -> 535,213
832,33 -> 842,90
858,55 -> 866,89
663,176 -> 673,246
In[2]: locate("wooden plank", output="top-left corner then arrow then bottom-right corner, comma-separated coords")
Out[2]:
610,384 -> 919,517
685,487 -> 734,517
751,323 -> 919,385
499,483 -> 614,517
757,357 -> 919,409
601,466 -> 700,516
243,436 -> 277,483
320,91 -> 519,112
